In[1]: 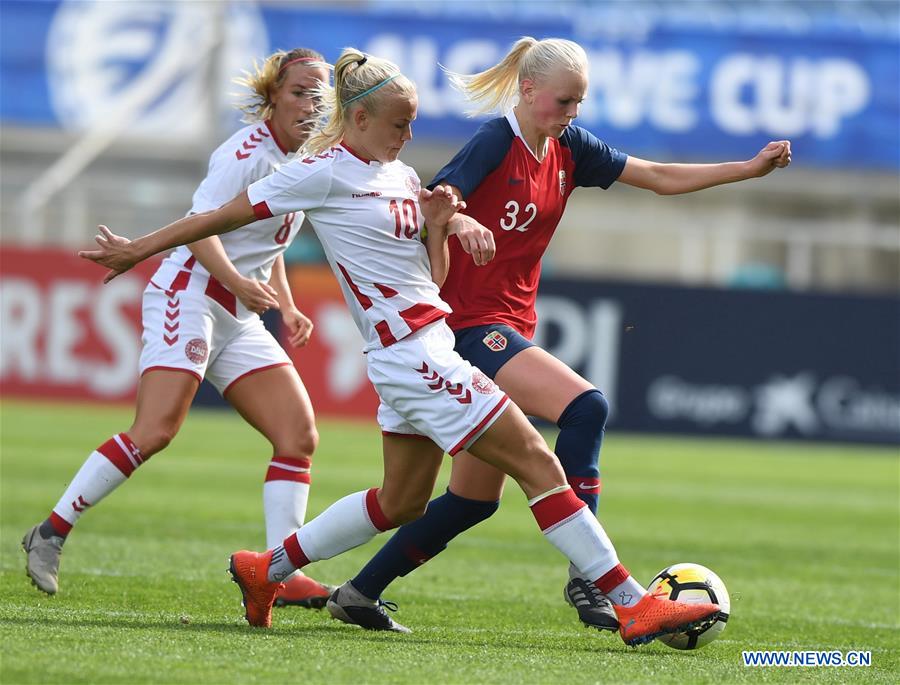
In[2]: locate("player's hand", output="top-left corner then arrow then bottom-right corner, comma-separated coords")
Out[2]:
233,276 -> 280,315
451,214 -> 495,266
78,225 -> 139,283
282,307 -> 314,348
748,140 -> 792,177
418,184 -> 465,229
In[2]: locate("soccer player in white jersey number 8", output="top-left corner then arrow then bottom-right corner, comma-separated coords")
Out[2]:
79,48 -> 720,646
22,48 -> 335,609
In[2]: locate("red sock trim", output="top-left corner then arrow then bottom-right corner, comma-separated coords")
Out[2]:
49,512 -> 73,536
364,487 -> 395,532
594,563 -> 630,594
530,488 -> 586,531
265,456 -> 312,483
567,476 -> 602,495
96,433 -> 144,477
402,543 -> 432,566
283,533 -> 310,569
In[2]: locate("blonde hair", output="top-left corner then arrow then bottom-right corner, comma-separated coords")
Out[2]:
234,47 -> 327,122
304,47 -> 415,156
448,37 -> 588,115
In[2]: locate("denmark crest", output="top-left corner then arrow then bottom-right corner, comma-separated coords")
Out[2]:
184,338 -> 209,364
471,370 -> 497,395
558,170 -> 567,195
405,174 -> 420,196
482,330 -> 507,351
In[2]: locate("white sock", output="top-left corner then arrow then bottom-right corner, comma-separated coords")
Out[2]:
529,487 -> 620,580
262,456 -> 311,548
273,488 -> 395,582
51,434 -> 144,533
607,576 -> 647,607
295,488 -> 394,562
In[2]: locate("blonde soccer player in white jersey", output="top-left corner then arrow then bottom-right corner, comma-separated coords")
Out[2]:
23,48 -> 335,609
79,48 -> 720,647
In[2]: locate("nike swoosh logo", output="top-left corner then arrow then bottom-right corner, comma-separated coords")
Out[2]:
577,482 -> 598,490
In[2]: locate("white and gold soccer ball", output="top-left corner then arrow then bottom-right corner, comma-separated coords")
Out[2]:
646,563 -> 730,650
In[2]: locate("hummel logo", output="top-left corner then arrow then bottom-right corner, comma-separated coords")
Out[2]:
509,178 -> 524,185
618,591 -> 634,605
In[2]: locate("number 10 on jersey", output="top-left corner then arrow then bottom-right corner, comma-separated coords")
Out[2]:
390,199 -> 419,239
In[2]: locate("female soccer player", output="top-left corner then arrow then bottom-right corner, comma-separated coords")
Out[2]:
78,47 -> 719,647
335,37 -> 791,633
22,48 -> 335,609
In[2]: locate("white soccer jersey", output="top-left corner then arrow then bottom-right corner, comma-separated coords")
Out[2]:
152,120 -> 303,305
247,144 -> 450,351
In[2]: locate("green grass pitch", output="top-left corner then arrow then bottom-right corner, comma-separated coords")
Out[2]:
1,400 -> 897,684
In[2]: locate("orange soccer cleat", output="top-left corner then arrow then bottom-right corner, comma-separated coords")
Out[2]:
616,592 -> 720,647
228,550 -> 283,628
274,573 -> 335,609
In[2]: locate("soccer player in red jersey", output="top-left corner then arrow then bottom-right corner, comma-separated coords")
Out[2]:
22,48 -> 335,608
335,37 -> 791,632
78,48 -> 720,645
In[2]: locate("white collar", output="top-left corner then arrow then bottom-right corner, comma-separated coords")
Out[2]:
505,109 -> 548,162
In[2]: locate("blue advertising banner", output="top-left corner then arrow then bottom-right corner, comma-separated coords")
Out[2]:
532,280 -> 900,445
1,1 -> 897,170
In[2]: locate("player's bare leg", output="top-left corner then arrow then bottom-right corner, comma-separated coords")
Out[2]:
235,434 -> 444,628
226,364 -> 333,608
496,348 -> 618,630
327,434 -> 444,632
23,370 -> 198,594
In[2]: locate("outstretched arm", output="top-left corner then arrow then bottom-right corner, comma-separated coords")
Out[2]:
79,191 -> 257,281
618,141 -> 792,195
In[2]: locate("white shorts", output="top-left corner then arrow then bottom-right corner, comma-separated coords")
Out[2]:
367,320 -> 511,455
139,283 -> 292,395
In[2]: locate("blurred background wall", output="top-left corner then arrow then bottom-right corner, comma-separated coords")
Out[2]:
1,0 -> 898,444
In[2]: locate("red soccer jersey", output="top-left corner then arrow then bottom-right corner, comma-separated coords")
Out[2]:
431,112 -> 626,338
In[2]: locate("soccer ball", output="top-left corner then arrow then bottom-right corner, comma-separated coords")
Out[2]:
646,563 -> 730,650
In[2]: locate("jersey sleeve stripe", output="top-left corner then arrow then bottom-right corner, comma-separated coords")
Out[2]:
252,200 -> 273,220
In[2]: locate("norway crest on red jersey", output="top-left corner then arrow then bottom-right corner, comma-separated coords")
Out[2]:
482,330 -> 507,351
558,170 -> 567,196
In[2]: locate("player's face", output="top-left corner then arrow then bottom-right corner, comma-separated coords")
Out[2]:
364,92 -> 417,163
269,64 -> 329,151
528,68 -> 588,138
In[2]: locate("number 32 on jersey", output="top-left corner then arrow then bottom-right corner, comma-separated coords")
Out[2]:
500,200 -> 537,232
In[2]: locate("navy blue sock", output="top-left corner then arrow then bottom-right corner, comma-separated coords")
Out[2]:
351,489 -> 500,599
554,389 -> 608,514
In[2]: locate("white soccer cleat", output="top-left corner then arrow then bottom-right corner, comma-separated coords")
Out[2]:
327,581 -> 411,633
22,524 -> 64,595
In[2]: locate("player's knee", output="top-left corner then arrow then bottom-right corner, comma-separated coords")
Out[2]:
382,494 -> 431,526
271,425 -> 319,458
128,424 -> 177,456
558,389 -> 609,433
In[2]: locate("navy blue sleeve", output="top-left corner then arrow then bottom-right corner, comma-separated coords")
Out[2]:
564,125 -> 627,190
427,118 -> 514,197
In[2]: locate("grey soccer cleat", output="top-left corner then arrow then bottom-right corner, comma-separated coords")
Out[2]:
565,577 -> 620,632
22,524 -> 64,595
326,581 -> 411,633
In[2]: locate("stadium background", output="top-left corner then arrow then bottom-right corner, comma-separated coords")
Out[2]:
1,0 -> 897,445
0,2 -> 898,683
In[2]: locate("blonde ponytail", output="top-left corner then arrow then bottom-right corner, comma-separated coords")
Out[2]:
448,37 -> 588,115
234,47 -> 326,123
304,48 -> 415,156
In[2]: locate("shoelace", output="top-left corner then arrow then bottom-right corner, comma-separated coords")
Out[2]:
377,598 -> 399,613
